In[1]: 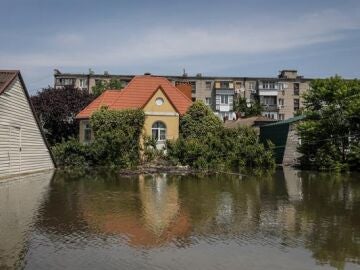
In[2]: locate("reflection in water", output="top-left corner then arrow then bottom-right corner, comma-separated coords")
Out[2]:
0,171 -> 54,269
0,169 -> 359,269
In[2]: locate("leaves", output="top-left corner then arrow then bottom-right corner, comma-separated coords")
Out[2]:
298,76 -> 360,171
31,86 -> 95,145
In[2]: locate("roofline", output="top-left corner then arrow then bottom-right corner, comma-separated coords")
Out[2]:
0,70 -> 19,95
54,73 -> 315,81
3,71 -> 57,167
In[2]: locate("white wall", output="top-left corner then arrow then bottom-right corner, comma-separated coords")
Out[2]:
0,77 -> 54,177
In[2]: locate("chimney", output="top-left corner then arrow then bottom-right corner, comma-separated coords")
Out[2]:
175,82 -> 192,100
144,72 -> 151,76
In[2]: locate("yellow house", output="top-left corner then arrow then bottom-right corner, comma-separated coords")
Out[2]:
76,75 -> 192,147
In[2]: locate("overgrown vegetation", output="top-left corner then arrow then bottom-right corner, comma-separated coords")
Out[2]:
167,101 -> 275,171
297,76 -> 360,171
233,96 -> 262,117
92,79 -> 123,97
31,86 -> 95,145
53,108 -> 145,168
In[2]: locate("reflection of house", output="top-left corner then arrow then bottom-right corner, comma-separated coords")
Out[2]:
80,174 -> 191,247
0,171 -> 53,269
0,70 -> 55,177
259,115 -> 305,165
76,75 -> 192,147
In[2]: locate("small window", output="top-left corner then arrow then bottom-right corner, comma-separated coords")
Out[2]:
294,83 -> 300,95
190,81 -> 196,93
205,97 -> 211,105
279,114 -> 285,120
84,123 -> 92,142
278,98 -> 284,106
294,98 -> 300,110
152,121 -> 166,141
248,82 -> 255,90
205,81 -> 212,90
155,97 -> 164,106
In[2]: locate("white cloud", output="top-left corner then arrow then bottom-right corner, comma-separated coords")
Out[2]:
1,9 -> 359,69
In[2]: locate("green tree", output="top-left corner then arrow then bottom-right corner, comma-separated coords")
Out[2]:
180,101 -> 223,139
31,86 -> 95,145
92,79 -> 124,97
233,96 -> 262,117
297,76 -> 360,171
167,101 -> 275,171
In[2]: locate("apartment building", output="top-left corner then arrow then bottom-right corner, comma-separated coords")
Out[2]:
54,69 -> 311,121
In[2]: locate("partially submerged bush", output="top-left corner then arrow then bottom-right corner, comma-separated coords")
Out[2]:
53,108 -> 145,169
167,101 -> 275,171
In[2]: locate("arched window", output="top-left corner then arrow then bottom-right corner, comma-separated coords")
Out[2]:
152,121 -> 166,141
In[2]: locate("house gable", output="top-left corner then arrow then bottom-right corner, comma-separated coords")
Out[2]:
0,72 -> 55,177
143,87 -> 178,115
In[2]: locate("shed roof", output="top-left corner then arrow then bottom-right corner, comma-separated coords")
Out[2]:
76,75 -> 192,119
224,116 -> 276,128
261,115 -> 305,127
0,70 -> 19,95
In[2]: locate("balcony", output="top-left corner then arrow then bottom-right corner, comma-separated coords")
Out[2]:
262,104 -> 279,112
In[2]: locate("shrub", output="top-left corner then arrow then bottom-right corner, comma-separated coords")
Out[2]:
168,102 -> 275,171
53,108 -> 145,169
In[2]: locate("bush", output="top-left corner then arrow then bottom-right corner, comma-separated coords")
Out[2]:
53,108 -> 145,169
167,102 -> 275,171
52,138 -> 88,168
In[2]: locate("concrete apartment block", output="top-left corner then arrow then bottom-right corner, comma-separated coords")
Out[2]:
54,69 -> 312,121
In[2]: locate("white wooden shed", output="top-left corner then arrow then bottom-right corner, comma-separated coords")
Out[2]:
0,70 -> 55,178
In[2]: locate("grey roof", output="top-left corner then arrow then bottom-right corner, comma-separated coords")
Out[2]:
0,70 -> 18,95
261,115 -> 306,127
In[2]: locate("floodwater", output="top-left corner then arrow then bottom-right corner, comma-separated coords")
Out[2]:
0,168 -> 359,270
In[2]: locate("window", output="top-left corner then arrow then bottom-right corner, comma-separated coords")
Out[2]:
84,123 -> 92,143
220,95 -> 229,104
155,97 -> 164,106
262,81 -> 276,89
279,114 -> 285,120
79,79 -> 87,88
152,122 -> 166,141
248,82 -> 255,90
190,81 -> 196,93
58,78 -> 74,86
294,98 -> 300,110
235,82 -> 242,89
206,81 -> 212,90
294,83 -> 300,95
278,98 -> 284,106
205,97 -> 211,105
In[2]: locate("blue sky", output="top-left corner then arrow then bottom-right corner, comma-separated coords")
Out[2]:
1,0 -> 360,93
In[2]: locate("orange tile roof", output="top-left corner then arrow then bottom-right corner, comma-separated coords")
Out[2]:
76,75 -> 192,119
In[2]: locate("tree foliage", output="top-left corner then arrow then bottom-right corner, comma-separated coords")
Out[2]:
180,101 -> 223,139
168,101 -> 275,171
92,79 -> 124,97
31,86 -> 95,145
297,76 -> 360,171
52,108 -> 145,168
233,96 -> 262,117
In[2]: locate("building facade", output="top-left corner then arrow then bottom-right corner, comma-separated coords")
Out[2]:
0,70 -> 55,178
55,69 -> 311,121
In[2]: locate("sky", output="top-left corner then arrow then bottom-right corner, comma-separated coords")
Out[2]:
1,0 -> 360,94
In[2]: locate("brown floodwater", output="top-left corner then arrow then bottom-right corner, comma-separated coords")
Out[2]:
0,168 -> 359,270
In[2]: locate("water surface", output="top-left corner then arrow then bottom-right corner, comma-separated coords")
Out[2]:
0,168 -> 359,269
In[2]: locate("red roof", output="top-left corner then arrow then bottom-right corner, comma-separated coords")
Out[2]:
76,76 -> 192,119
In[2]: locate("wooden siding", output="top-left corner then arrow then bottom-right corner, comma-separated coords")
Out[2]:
0,78 -> 54,177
